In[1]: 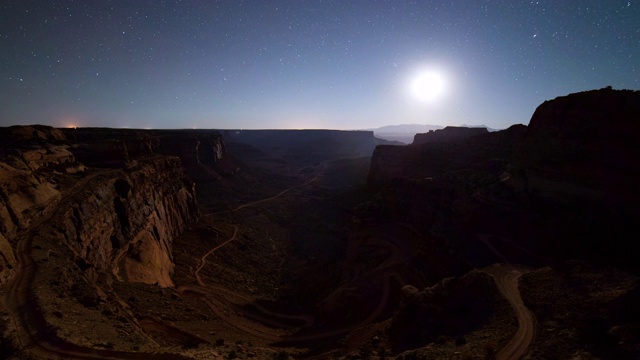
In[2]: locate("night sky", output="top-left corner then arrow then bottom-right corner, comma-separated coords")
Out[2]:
1,1 -> 638,130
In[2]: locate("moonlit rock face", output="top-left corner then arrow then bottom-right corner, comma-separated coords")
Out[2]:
411,71 -> 445,102
401,285 -> 420,301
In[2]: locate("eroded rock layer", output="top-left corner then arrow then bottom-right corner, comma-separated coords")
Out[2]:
51,156 -> 198,287
0,126 -> 200,287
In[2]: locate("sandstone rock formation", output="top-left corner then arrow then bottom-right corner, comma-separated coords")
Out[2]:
0,126 -> 79,283
412,126 -> 488,145
368,124 -> 526,187
1,126 -> 199,288
52,156 -> 198,287
367,88 -> 640,273
388,270 -> 503,352
508,88 -> 640,202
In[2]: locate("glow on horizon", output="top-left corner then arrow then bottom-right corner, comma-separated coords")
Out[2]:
1,2 -> 637,130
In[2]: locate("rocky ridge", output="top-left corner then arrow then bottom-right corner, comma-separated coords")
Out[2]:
1,126 -> 202,288
388,270 -> 507,352
412,126 -> 488,145
363,88 -> 640,357
0,126 -> 214,357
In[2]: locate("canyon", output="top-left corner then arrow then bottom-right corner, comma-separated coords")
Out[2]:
1,88 -> 639,359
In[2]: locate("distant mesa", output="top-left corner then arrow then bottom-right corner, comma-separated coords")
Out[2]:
0,124 -> 67,146
220,129 -> 396,164
459,124 -> 499,132
368,124 -> 498,144
411,126 -> 489,145
366,124 -> 443,144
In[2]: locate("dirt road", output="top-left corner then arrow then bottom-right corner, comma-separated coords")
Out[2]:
194,225 -> 238,286
208,163 -> 326,215
188,165 -> 415,344
181,165 -> 328,341
484,264 -> 535,360
3,168 -> 190,359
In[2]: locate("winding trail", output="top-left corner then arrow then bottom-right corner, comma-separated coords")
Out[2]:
2,168 -> 190,359
187,164 -> 414,344
479,233 -> 536,360
181,165 -> 328,341
207,164 -> 326,215
484,264 -> 535,360
194,225 -> 238,286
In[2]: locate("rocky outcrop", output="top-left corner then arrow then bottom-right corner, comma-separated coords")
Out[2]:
62,128 -> 233,180
508,88 -> 640,201
367,145 -> 413,186
0,125 -> 67,146
495,88 -> 640,271
388,270 -> 502,352
0,127 -> 83,281
0,127 -> 74,236
154,132 -> 226,167
519,261 -> 640,358
412,126 -> 488,145
368,125 -> 526,186
1,126 -> 199,287
366,88 -> 640,273
0,232 -> 15,283
50,157 -> 198,287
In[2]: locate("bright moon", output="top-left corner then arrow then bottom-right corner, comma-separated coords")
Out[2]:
410,71 -> 445,102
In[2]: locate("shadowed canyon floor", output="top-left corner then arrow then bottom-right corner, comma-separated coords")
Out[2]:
0,129 -> 527,359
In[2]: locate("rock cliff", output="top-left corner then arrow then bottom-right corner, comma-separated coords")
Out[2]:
368,124 -> 526,186
52,156 -> 198,287
1,126 -> 199,288
0,126 -> 79,283
412,126 -> 488,145
223,129 -> 394,164
388,270 -> 507,352
366,88 -> 640,272
508,88 -> 640,201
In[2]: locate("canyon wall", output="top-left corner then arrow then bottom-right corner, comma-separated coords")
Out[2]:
368,124 -> 526,186
412,126 -> 488,145
508,88 -> 640,201
366,88 -> 640,271
1,126 -> 200,287
0,126 -> 78,283
223,129 -> 394,164
52,157 -> 198,287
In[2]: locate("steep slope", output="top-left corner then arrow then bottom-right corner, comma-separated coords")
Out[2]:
0,126 -> 199,357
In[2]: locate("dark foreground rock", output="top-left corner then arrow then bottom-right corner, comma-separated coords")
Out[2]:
388,271 -> 504,352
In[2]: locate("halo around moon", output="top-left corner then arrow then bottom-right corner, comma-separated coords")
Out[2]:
410,70 -> 446,103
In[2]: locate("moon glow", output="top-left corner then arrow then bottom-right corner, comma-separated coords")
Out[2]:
410,71 -> 445,102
